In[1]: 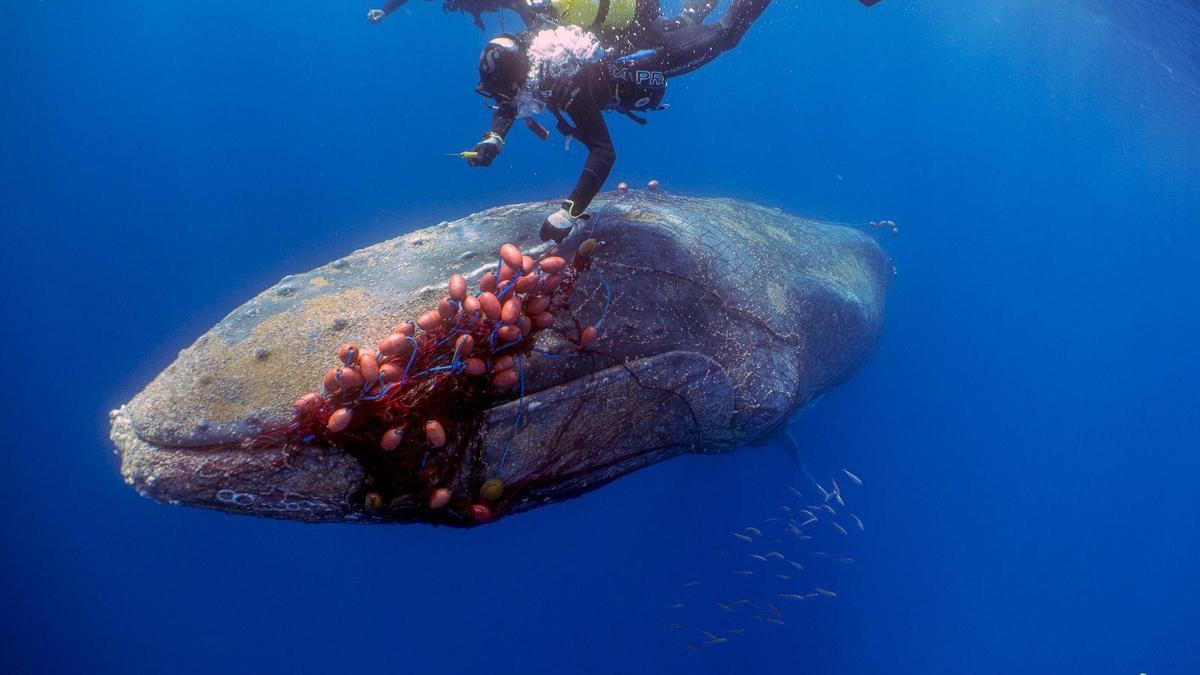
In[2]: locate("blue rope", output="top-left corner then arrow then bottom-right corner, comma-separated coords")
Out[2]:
359,381 -> 397,402
494,338 -> 523,352
595,275 -> 612,328
530,348 -> 569,359
447,336 -> 469,372
497,275 -> 518,300
588,202 -> 613,236
496,355 -> 526,474
400,336 -> 420,380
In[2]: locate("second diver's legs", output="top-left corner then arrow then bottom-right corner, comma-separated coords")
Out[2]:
651,0 -> 772,77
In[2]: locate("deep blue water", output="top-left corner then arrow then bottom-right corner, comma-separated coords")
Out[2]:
4,1 -> 1199,673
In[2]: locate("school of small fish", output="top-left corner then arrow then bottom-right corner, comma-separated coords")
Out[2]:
660,464 -> 867,651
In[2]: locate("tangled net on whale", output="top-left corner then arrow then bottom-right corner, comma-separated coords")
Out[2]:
286,236 -> 608,524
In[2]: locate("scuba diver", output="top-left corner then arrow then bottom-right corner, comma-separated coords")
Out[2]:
464,0 -> 773,243
368,0 -> 717,32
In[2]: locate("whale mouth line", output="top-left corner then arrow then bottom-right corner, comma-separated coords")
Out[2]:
120,353 -> 674,457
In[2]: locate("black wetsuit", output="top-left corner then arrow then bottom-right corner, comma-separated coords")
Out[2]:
483,0 -> 771,215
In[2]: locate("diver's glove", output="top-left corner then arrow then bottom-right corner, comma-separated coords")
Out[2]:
468,132 -> 504,167
539,204 -> 589,244
367,9 -> 387,23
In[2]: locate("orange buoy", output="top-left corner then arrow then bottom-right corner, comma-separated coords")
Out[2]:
542,274 -> 563,292
380,427 -> 404,451
462,295 -> 481,315
364,492 -> 384,511
448,274 -> 468,301
429,488 -> 452,510
437,298 -> 458,319
526,294 -> 551,314
417,310 -> 443,330
516,316 -> 532,336
531,311 -> 555,329
327,407 -> 353,433
580,325 -> 599,348
499,243 -> 523,270
578,238 -> 598,259
379,363 -> 403,383
359,351 -> 379,385
464,357 -> 486,376
501,297 -> 522,324
479,292 -> 501,320
337,343 -> 360,366
499,263 -> 516,282
492,370 -> 519,389
336,367 -> 363,390
493,355 -> 515,372
394,321 -> 415,337
539,256 -> 566,274
293,392 -> 323,415
514,275 -> 539,294
480,272 -> 498,293
455,334 -> 475,357
470,503 -> 495,522
323,368 -> 342,394
425,420 -> 446,447
497,325 -> 521,342
521,255 -> 534,274
378,334 -> 410,357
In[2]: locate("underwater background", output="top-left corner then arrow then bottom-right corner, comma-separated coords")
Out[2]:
4,1 -> 1199,673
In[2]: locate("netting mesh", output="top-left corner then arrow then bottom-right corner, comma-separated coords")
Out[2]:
205,192 -> 881,525
280,237 -> 604,525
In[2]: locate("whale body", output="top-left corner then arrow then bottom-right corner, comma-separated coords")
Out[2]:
109,193 -> 892,524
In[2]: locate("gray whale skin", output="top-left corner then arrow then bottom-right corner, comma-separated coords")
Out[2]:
109,192 -> 892,525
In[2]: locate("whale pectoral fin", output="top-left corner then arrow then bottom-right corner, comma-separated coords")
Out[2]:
482,351 -> 736,505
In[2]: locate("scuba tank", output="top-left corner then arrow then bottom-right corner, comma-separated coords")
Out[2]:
527,0 -> 639,30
